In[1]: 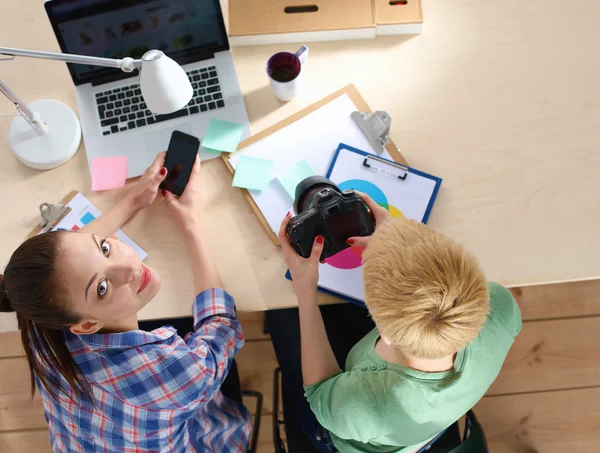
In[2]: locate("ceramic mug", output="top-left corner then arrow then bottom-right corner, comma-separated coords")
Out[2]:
266,45 -> 309,101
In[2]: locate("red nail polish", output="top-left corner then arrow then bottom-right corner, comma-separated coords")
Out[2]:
347,239 -> 354,245
316,235 -> 324,244
286,211 -> 291,217
160,167 -> 167,176
161,190 -> 166,197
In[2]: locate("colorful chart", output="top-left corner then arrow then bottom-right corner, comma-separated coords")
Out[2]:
325,179 -> 403,270
80,212 -> 96,225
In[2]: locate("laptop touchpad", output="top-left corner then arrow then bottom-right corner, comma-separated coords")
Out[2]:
144,124 -> 194,155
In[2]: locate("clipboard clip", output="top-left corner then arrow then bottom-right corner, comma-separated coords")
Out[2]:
39,202 -> 70,233
363,155 -> 408,180
351,111 -> 392,156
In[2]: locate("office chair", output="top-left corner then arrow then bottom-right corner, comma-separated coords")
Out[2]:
272,368 -> 488,453
242,389 -> 263,453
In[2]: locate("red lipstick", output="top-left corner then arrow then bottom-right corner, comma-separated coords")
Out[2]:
139,264 -> 151,293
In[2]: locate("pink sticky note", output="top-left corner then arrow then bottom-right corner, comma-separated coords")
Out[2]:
91,156 -> 128,191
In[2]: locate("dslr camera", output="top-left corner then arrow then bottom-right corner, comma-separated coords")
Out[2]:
286,176 -> 375,259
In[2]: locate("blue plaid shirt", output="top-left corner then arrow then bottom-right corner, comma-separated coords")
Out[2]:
36,288 -> 251,453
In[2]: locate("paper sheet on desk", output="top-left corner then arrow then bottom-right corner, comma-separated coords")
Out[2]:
44,193 -> 148,261
228,94 -> 392,234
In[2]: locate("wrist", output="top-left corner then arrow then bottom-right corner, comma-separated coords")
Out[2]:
181,216 -> 203,240
295,285 -> 319,303
118,194 -> 141,217
122,190 -> 144,212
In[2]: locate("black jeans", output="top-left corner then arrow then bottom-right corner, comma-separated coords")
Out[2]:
138,317 -> 243,404
266,303 -> 376,453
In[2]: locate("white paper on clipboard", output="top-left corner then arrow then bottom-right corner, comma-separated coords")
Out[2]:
228,94 -> 393,235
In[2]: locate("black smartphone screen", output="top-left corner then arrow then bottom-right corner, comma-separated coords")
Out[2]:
159,131 -> 200,196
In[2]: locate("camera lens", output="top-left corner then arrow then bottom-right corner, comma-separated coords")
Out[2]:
294,176 -> 340,214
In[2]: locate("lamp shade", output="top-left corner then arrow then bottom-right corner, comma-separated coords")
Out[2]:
139,50 -> 192,114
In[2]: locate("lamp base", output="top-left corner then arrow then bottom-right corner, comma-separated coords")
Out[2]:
9,99 -> 81,170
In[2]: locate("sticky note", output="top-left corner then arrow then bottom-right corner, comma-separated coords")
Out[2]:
277,160 -> 315,199
91,156 -> 128,191
80,212 -> 95,225
201,118 -> 245,153
232,156 -> 274,192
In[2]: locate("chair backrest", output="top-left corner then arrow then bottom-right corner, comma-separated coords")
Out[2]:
449,411 -> 488,453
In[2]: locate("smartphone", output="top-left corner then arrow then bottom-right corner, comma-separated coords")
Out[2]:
159,131 -> 200,196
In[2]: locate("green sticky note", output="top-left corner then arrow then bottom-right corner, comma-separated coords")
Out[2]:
277,160 -> 315,199
232,156 -> 274,192
202,118 -> 245,153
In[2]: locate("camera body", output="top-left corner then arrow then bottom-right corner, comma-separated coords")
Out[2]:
286,176 -> 375,259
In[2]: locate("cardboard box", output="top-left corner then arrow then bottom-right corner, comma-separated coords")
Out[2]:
228,0 -> 376,46
373,0 -> 423,35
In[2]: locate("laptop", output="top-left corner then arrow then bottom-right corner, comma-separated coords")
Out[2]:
45,0 -> 251,178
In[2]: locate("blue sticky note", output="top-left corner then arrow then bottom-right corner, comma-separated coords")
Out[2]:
81,212 -> 96,225
232,156 -> 274,192
202,118 -> 245,153
277,160 -> 315,199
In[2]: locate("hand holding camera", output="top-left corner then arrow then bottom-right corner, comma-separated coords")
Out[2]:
278,212 -> 325,297
346,191 -> 392,248
285,176 -> 378,260
280,176 -> 391,295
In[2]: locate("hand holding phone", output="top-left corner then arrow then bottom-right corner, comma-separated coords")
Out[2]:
159,131 -> 201,196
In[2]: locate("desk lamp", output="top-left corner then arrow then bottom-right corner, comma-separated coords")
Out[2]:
0,47 -> 192,170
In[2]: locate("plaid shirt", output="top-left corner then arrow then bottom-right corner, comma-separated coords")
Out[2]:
35,288 -> 251,453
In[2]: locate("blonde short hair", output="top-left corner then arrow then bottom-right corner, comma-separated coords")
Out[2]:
362,217 -> 489,359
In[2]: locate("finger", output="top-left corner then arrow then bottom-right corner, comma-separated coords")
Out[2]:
278,212 -> 292,237
346,236 -> 370,248
185,154 -> 201,187
149,167 -> 168,191
141,153 -> 166,184
151,151 -> 167,169
309,235 -> 325,262
190,153 -> 201,175
277,212 -> 295,254
355,191 -> 379,212
162,190 -> 178,205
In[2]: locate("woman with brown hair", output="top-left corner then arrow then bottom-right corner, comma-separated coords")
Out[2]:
0,153 -> 251,453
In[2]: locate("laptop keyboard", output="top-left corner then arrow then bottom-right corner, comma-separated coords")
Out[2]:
95,66 -> 225,136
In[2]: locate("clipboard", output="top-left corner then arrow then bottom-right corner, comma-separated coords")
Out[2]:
286,143 -> 442,306
27,191 -> 78,238
222,84 -> 408,246
25,192 -> 149,261
326,143 -> 442,224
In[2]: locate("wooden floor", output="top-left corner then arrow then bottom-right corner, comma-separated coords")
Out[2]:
1,280 -> 600,452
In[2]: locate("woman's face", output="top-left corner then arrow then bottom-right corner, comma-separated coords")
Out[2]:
59,233 -> 161,333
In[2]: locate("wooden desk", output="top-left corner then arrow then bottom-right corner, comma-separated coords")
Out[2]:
2,0 -> 600,332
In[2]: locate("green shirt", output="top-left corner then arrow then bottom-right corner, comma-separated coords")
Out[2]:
304,282 -> 521,453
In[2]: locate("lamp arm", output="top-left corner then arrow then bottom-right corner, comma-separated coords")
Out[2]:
0,79 -> 47,135
0,47 -> 142,71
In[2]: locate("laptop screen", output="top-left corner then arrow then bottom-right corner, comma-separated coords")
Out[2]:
45,0 -> 229,86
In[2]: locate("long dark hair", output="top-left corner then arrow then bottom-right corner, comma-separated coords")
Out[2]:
0,231 -> 93,403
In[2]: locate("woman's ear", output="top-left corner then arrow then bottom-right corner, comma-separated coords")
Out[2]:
70,320 -> 103,335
